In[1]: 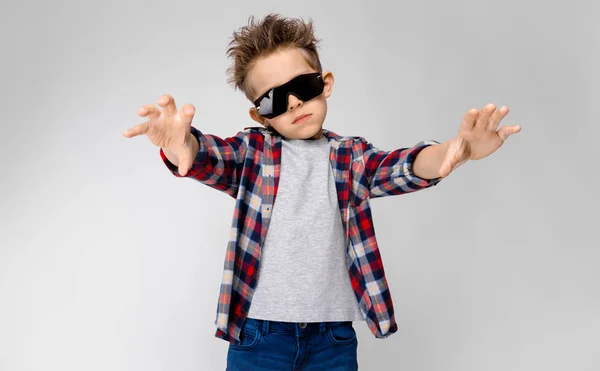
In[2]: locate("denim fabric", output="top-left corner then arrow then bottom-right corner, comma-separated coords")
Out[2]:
226,317 -> 359,370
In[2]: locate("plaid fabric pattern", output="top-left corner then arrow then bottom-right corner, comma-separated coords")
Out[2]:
159,125 -> 442,345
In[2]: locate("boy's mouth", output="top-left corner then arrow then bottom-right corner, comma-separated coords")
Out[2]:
293,113 -> 311,124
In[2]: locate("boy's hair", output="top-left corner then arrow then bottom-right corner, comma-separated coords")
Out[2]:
225,13 -> 323,102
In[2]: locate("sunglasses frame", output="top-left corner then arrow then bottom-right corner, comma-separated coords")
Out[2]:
253,72 -> 324,119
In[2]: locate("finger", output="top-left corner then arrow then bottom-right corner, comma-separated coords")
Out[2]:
123,121 -> 150,138
181,103 -> 196,123
138,104 -> 161,120
158,94 -> 177,116
497,125 -> 521,141
460,108 -> 479,130
474,103 -> 495,131
487,106 -> 509,131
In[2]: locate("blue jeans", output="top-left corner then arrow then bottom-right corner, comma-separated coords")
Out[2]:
226,317 -> 359,370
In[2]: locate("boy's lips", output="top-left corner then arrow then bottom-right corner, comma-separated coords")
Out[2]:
293,113 -> 312,124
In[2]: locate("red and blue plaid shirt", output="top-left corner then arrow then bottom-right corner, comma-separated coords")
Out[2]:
159,125 -> 442,345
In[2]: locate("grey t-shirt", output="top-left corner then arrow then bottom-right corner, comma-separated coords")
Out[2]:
247,135 -> 364,322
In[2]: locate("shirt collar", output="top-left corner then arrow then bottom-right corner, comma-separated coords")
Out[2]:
243,126 -> 357,142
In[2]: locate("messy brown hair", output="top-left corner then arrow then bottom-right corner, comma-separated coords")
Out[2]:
225,13 -> 323,102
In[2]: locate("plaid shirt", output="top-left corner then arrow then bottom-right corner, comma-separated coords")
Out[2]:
159,125 -> 442,345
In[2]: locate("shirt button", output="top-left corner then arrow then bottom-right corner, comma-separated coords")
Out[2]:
299,322 -> 307,328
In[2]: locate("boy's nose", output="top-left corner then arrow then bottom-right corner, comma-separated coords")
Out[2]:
287,94 -> 304,110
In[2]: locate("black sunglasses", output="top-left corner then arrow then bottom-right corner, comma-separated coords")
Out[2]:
253,72 -> 324,119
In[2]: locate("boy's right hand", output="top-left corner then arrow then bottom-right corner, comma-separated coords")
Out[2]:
123,94 -> 198,176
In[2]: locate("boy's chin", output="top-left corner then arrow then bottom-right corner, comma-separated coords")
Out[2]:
268,120 -> 324,139
290,128 -> 324,140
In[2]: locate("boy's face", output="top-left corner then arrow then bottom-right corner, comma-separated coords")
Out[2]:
247,47 -> 333,140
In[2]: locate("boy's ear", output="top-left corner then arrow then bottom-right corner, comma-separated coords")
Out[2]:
322,71 -> 334,98
249,107 -> 269,127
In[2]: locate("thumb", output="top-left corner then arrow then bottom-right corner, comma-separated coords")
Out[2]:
178,165 -> 188,177
439,151 -> 456,178
498,125 -> 521,141
438,139 -> 463,178
178,157 -> 191,176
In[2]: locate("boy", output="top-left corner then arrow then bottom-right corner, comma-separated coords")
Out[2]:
123,13 -> 520,370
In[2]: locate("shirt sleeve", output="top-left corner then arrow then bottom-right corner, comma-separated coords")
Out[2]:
361,139 -> 442,199
159,125 -> 249,198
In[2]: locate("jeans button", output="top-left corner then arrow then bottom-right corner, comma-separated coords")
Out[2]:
299,322 -> 307,328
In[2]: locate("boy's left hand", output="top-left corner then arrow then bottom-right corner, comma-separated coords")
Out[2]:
439,103 -> 521,178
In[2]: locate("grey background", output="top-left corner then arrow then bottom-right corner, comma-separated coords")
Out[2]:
1,0 -> 598,370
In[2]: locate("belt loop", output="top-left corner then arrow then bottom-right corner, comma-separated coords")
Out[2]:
261,319 -> 270,335
319,322 -> 326,335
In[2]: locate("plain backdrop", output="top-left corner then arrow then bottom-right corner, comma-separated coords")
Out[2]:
1,0 -> 598,370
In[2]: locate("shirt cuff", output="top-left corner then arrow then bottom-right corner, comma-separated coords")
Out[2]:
402,140 -> 443,188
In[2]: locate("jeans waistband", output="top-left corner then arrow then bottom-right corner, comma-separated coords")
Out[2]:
244,317 -> 353,336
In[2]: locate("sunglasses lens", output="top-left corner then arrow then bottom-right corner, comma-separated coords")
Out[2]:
256,90 -> 275,117
255,73 -> 324,119
293,74 -> 323,101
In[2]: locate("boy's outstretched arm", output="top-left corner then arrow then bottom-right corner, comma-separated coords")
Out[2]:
123,94 -> 248,198
162,135 -> 199,167
413,103 -> 521,179
159,127 -> 248,198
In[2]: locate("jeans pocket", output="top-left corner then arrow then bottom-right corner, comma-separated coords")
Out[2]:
229,325 -> 261,350
326,322 -> 357,345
